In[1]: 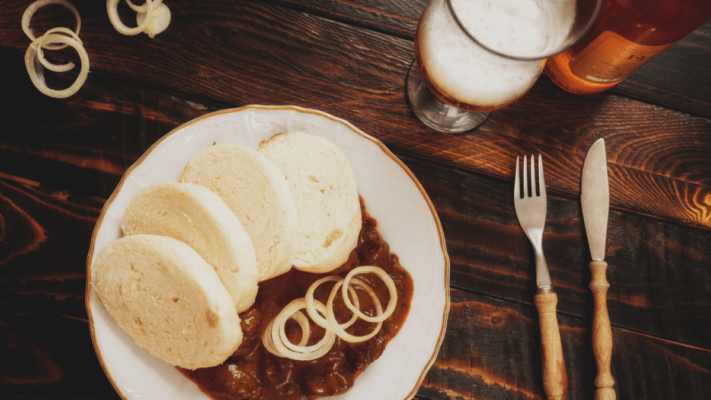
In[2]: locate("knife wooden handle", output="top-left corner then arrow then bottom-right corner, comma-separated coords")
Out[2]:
534,291 -> 568,400
589,260 -> 616,400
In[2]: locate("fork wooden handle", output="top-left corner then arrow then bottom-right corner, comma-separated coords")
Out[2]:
590,261 -> 616,400
534,291 -> 568,400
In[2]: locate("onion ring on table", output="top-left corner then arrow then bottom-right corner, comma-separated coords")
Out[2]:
305,275 -> 360,330
125,0 -> 162,12
327,278 -> 383,343
22,0 -> 81,51
31,27 -> 84,73
268,299 -> 336,360
342,266 -> 398,323
25,33 -> 90,98
136,3 -> 171,39
106,0 -> 157,36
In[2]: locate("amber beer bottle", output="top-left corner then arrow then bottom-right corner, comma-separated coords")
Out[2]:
545,0 -> 711,95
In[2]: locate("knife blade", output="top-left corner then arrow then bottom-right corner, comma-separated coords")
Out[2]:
581,138 -> 609,261
581,138 -> 616,400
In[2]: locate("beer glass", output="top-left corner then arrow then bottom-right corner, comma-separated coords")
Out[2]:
407,0 -> 601,133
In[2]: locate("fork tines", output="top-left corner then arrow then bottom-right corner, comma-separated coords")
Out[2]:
515,154 -> 546,199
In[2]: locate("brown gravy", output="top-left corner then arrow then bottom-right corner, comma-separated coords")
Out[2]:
179,200 -> 415,400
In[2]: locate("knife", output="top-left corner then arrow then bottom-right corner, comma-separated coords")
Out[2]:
581,139 -> 616,400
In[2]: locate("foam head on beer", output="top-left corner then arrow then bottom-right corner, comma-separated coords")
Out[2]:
417,0 -> 573,109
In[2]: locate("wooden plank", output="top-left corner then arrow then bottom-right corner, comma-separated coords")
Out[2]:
2,289 -> 708,400
0,56 -> 212,199
402,152 -> 711,350
417,289 -> 711,400
0,176 -> 103,320
4,289 -> 706,400
0,161 -> 707,397
261,0 -> 424,39
263,0 -> 711,118
1,135 -> 710,351
0,3 -> 707,400
0,310 -> 121,399
1,22 -> 711,346
1,3 -> 710,229
2,1 -> 711,348
615,22 -> 711,118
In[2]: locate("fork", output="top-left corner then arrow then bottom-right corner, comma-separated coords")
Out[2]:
514,155 -> 568,400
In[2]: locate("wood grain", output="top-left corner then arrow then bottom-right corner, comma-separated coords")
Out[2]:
589,261 -> 615,400
1,47 -> 710,342
1,142 -> 710,352
266,0 -> 711,118
0,176 -> 103,320
615,22 -> 711,118
534,292 -> 568,400
263,0 -> 425,39
0,152 -> 707,398
0,153 -> 705,399
402,153 -> 711,349
0,56 -> 212,198
0,2 -> 709,400
417,289 -> 711,400
1,2 -> 711,230
0,310 -> 121,399
4,288 -> 709,400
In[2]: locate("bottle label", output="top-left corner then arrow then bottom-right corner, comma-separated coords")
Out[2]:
569,31 -> 672,83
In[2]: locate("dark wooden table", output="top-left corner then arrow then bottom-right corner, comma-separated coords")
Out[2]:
2,1 -> 711,399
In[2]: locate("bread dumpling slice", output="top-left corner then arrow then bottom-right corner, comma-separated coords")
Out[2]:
181,144 -> 298,281
92,234 -> 242,370
121,182 -> 258,313
259,132 -> 362,273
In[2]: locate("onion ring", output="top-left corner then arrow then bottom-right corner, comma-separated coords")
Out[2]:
262,320 -> 282,357
25,32 -> 90,98
282,310 -> 310,348
264,266 -> 397,359
22,0 -> 81,50
268,299 -> 336,360
327,279 -> 383,343
342,266 -> 398,323
126,0 -> 162,12
32,27 -> 83,73
106,0 -> 156,36
263,316 -> 312,357
305,276 -> 360,330
277,300 -> 330,353
136,3 -> 171,39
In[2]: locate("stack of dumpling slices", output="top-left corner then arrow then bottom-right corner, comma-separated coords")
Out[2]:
93,132 -> 362,369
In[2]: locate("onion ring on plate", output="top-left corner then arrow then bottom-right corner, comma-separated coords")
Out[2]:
25,32 -> 90,98
305,276 -> 360,330
262,314 -> 310,357
32,27 -> 83,73
106,0 -> 156,36
262,320 -> 282,357
269,299 -> 336,360
22,0 -> 81,50
281,310 -> 311,349
342,266 -> 398,323
126,0 -> 162,12
327,279 -> 383,343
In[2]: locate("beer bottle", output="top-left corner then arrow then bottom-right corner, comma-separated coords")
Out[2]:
545,0 -> 711,95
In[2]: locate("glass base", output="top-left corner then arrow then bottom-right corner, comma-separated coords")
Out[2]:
406,59 -> 489,133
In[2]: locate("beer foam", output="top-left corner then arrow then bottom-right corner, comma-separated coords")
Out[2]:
418,0 -> 550,108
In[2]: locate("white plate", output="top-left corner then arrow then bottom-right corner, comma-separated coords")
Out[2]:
86,105 -> 450,400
